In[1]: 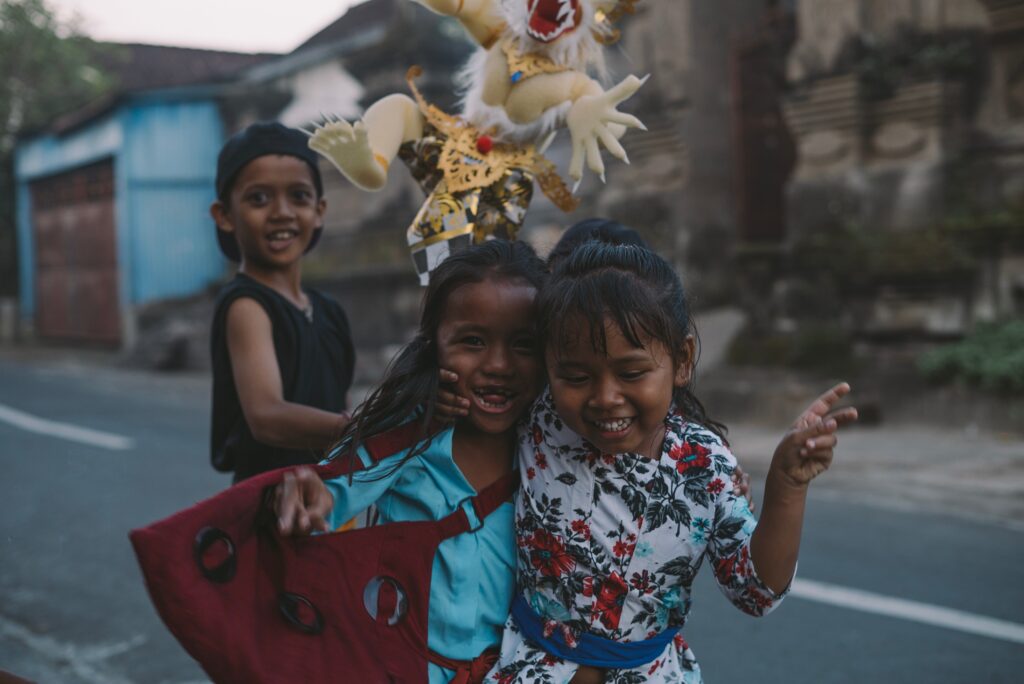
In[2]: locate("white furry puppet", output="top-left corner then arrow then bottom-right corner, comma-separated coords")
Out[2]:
308,0 -> 647,283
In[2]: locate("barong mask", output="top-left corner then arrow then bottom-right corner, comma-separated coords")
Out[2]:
307,0 -> 646,284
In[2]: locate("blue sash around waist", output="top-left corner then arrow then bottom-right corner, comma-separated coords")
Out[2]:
509,594 -> 680,669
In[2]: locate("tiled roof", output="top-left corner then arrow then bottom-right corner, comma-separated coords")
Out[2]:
44,43 -> 277,135
94,43 -> 278,93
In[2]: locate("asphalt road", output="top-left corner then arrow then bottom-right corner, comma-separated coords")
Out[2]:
1,356 -> 1021,683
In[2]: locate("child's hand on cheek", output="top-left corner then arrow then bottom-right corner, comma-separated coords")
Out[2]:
770,383 -> 858,489
436,368 -> 470,421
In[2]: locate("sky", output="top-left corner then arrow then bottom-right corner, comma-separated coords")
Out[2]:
48,0 -> 366,54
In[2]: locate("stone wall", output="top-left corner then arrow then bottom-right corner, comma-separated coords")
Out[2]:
778,0 -> 1024,340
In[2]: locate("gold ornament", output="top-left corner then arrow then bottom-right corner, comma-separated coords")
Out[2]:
593,0 -> 641,45
405,67 -> 578,211
502,39 -> 571,83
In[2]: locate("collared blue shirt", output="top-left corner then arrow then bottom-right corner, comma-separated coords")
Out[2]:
323,426 -> 516,684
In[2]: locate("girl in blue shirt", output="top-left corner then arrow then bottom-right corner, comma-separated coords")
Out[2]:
274,239 -> 547,683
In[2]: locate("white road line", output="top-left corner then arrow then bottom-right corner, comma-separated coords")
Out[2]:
792,578 -> 1024,645
0,403 -> 135,450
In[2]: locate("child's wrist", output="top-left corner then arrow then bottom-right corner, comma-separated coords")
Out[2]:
765,467 -> 810,500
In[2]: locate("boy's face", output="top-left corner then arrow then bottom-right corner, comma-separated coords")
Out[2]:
546,318 -> 693,458
211,155 -> 325,269
436,277 -> 544,437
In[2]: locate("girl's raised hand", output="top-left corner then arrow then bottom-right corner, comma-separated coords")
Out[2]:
771,383 -> 858,488
435,368 -> 470,421
274,467 -> 334,536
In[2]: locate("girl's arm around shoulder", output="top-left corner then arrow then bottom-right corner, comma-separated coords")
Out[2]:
226,297 -> 350,449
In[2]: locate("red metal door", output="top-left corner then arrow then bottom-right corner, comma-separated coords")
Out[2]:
31,159 -> 121,345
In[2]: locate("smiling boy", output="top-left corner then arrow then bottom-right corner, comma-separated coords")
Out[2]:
208,122 -> 356,482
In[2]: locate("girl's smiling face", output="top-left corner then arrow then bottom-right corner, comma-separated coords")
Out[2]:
437,276 -> 544,437
547,317 -> 693,458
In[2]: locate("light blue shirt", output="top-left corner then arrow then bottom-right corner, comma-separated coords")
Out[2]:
323,426 -> 516,684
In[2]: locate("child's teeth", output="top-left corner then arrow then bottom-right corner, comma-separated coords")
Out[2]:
477,390 -> 512,408
597,418 -> 630,431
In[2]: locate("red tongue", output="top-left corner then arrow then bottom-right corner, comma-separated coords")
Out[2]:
482,393 -> 508,404
530,0 -> 569,35
532,16 -> 557,33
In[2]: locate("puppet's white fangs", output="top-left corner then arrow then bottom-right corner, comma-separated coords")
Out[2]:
527,0 -> 581,43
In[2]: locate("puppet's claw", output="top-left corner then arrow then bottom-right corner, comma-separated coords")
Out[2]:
566,74 -> 648,183
307,118 -> 387,191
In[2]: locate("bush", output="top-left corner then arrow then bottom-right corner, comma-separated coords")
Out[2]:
791,223 -> 976,293
943,206 -> 1024,249
728,324 -> 859,376
917,320 -> 1024,394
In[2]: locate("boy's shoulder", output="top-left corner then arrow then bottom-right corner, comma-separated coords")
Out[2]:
214,273 -> 267,303
212,274 -> 279,322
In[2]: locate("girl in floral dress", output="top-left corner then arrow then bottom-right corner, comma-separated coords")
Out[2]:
488,241 -> 857,683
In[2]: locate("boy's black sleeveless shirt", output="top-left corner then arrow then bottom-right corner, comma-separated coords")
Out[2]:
210,273 -> 355,482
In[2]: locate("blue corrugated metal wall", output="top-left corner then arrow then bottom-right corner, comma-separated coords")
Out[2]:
121,100 -> 225,304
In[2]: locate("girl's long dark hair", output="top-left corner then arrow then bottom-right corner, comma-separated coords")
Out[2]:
332,240 -> 547,475
539,241 -> 727,440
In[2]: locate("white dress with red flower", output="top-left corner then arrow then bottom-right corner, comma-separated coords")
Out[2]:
488,391 -> 790,683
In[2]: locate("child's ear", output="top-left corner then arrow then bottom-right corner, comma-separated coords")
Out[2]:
674,335 -> 697,387
210,200 -> 234,234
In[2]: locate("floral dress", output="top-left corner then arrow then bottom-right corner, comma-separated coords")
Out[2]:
488,391 -> 790,684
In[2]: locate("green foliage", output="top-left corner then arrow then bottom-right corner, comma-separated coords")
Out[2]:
839,27 -> 984,102
791,223 -> 975,293
917,320 -> 1024,394
943,205 -> 1024,248
0,0 -> 112,152
0,0 -> 114,295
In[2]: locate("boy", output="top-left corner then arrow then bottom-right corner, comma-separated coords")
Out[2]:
209,122 -> 355,482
